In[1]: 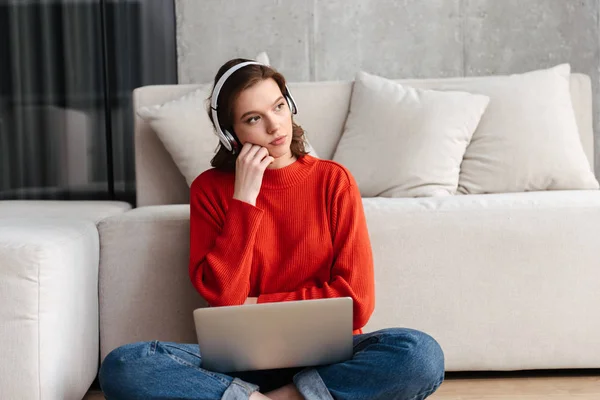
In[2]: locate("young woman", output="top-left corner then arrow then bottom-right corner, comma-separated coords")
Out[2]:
99,59 -> 445,400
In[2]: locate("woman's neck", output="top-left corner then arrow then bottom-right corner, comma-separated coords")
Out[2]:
261,154 -> 315,189
267,154 -> 297,169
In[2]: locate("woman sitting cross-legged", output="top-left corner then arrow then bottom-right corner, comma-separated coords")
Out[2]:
99,58 -> 445,400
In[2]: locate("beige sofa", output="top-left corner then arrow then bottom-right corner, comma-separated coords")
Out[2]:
98,72 -> 600,376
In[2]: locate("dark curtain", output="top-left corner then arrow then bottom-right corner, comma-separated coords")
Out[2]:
0,0 -> 178,203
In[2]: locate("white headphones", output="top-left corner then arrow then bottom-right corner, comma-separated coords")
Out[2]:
210,61 -> 298,154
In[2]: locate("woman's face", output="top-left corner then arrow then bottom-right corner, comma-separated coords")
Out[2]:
232,78 -> 294,168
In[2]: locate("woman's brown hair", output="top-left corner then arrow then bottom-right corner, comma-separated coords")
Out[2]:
207,58 -> 309,171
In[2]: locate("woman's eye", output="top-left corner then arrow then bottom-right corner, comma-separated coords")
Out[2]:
246,116 -> 260,124
275,102 -> 285,111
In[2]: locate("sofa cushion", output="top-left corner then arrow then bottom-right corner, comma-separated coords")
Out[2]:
362,190 -> 600,370
137,85 -> 319,186
136,85 -> 217,186
362,189 -> 600,212
133,73 -> 594,207
333,71 -> 489,197
0,200 -> 131,223
98,205 -> 205,361
455,64 -> 598,194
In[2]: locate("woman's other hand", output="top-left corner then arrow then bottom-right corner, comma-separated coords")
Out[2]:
233,143 -> 274,206
243,297 -> 258,305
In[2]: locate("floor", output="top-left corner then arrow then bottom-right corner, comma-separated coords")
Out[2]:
84,371 -> 600,400
428,372 -> 600,400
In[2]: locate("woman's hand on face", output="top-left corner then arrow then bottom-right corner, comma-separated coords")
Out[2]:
233,142 -> 274,206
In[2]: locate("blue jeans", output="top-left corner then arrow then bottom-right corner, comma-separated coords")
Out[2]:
99,328 -> 444,400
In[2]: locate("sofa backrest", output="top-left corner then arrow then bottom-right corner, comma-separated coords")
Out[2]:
133,74 -> 594,207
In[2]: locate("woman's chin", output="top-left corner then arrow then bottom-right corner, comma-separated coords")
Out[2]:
268,148 -> 292,159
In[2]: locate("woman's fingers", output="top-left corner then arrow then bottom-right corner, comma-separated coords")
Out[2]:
260,155 -> 275,168
256,147 -> 270,162
242,144 -> 261,162
232,144 -> 273,206
237,141 -> 253,158
239,144 -> 270,165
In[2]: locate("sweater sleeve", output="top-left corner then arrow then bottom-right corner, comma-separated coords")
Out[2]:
257,182 -> 375,330
189,180 -> 264,307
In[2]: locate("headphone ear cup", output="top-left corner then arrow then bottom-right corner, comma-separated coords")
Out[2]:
214,127 -> 233,152
284,84 -> 298,115
285,95 -> 297,115
223,129 -> 240,154
212,107 -> 235,153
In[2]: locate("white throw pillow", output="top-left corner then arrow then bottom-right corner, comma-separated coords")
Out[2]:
137,85 -> 216,186
137,85 -> 319,186
332,71 -> 490,197
456,64 -> 599,193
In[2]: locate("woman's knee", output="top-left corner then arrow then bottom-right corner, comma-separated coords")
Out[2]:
100,341 -> 155,373
99,341 -> 156,397
376,328 -> 445,392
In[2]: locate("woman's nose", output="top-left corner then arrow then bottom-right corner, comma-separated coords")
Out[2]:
265,115 -> 279,134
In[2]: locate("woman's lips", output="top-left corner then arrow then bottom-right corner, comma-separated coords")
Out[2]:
270,136 -> 286,146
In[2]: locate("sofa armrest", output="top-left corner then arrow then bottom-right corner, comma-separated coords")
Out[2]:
0,219 -> 99,399
98,205 -> 207,361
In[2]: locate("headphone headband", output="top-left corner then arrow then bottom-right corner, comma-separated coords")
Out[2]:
210,61 -> 261,110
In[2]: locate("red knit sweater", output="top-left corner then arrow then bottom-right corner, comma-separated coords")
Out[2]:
189,155 -> 375,332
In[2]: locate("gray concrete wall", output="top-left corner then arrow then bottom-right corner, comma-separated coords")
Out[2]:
175,0 -> 600,177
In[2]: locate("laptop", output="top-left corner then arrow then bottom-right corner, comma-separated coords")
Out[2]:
193,297 -> 354,373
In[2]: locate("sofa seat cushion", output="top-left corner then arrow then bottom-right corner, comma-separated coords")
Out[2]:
362,190 -> 600,370
362,189 -> 600,212
0,200 -> 131,223
0,218 -> 100,399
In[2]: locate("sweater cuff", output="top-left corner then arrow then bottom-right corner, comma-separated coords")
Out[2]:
228,198 -> 263,217
215,199 -> 264,268
222,199 -> 264,238
257,291 -> 299,304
